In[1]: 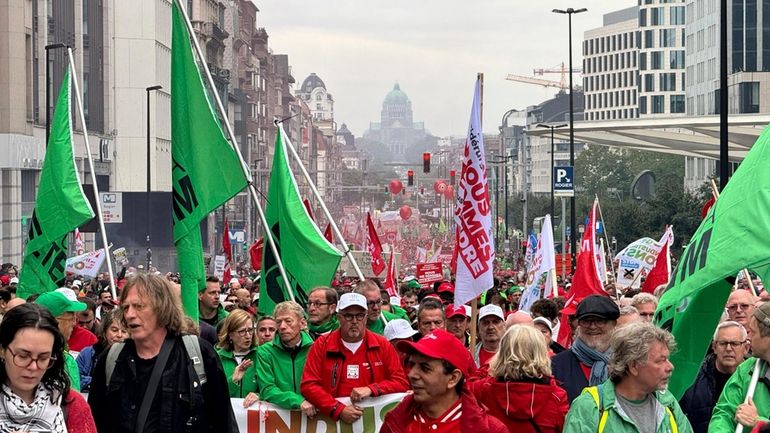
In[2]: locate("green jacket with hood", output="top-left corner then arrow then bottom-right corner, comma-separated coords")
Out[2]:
708,357 -> 770,433
255,331 -> 314,409
217,346 -> 259,398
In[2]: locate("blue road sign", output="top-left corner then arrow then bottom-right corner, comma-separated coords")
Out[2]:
553,166 -> 574,197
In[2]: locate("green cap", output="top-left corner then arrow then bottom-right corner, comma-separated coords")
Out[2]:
508,286 -> 522,294
36,289 -> 87,317
406,280 -> 422,290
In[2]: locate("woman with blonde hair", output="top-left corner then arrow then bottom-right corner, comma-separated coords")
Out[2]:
470,324 -> 569,433
216,309 -> 259,405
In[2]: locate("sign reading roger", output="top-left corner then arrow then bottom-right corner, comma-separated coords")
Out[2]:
553,166 -> 574,197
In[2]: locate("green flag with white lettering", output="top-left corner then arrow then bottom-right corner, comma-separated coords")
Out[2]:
18,65 -> 95,299
655,124 -> 770,398
259,126 -> 343,315
172,2 -> 247,320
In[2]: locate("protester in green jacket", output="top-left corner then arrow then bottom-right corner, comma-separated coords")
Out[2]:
256,301 -> 317,416
216,309 -> 259,405
35,289 -> 86,391
307,287 -> 339,339
564,323 -> 693,433
356,280 -> 399,336
199,276 -> 229,328
709,303 -> 770,432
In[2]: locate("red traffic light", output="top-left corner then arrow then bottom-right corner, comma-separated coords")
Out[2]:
450,169 -> 456,185
423,152 -> 431,173
407,169 -> 414,186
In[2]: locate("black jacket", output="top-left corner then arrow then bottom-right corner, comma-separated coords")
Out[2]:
87,334 -> 237,433
679,354 -> 724,433
551,349 -> 588,404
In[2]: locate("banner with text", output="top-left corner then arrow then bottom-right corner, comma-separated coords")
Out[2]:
614,237 -> 664,288
416,262 -> 443,288
65,249 -> 106,278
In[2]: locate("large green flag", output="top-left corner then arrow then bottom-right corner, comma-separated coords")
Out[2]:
17,66 -> 95,300
259,127 -> 343,315
171,2 -> 247,320
655,124 -> 770,399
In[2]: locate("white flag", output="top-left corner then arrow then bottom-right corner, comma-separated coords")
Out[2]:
74,228 -> 85,255
453,77 -> 494,307
65,249 -> 106,278
614,237 -> 665,288
520,215 -> 556,312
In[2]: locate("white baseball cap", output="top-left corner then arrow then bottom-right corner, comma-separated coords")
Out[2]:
9,277 -> 18,285
389,296 -> 402,306
336,293 -> 368,312
533,317 -> 554,333
384,319 -> 419,342
478,304 -> 505,321
72,280 -> 82,288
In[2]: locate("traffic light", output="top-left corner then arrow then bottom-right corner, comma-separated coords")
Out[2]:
450,169 -> 456,185
407,170 -> 414,186
423,152 -> 431,173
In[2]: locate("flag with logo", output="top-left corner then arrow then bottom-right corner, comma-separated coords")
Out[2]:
520,214 -> 556,312
259,126 -> 343,315
524,231 -> 538,270
171,2 -> 248,320
366,212 -> 386,276
383,249 -> 397,296
73,228 -> 85,255
641,226 -> 674,294
453,76 -> 494,307
615,237 -> 665,288
17,64 -> 95,300
222,217 -> 233,286
65,249 -> 106,278
653,124 -> 770,398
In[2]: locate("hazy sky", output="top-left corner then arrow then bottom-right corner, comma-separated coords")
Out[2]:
258,0 -> 631,137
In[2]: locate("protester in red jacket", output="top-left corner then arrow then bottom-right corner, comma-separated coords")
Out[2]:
381,329 -> 509,433
300,293 -> 409,423
470,325 -> 569,433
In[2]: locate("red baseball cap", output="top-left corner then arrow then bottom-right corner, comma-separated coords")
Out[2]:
397,329 -> 474,376
437,282 -> 454,294
445,304 -> 467,320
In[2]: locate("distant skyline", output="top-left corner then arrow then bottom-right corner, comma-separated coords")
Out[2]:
258,0 -> 633,137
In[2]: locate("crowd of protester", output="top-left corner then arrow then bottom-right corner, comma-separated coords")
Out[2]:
1,259 -> 770,433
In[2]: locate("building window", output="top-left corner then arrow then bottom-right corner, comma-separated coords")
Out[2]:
660,29 -> 676,48
651,7 -> 663,25
645,30 -> 655,48
651,51 -> 663,69
645,74 -> 655,92
670,94 -> 685,113
670,50 -> 685,69
640,96 -> 648,114
740,82 -> 760,113
640,52 -> 647,70
652,95 -> 665,113
671,6 -> 685,25
660,73 -> 676,91
639,8 -> 647,26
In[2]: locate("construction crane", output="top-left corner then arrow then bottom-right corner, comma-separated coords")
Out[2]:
532,62 -> 582,88
505,74 -> 567,90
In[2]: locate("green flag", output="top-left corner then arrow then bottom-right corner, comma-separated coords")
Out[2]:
171,2 -> 247,320
17,66 -> 95,299
259,127 -> 343,315
655,124 -> 770,399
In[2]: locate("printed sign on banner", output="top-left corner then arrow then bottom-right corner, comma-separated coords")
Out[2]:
214,255 -> 226,279
416,262 -> 443,288
231,393 -> 405,433
65,249 -> 106,278
339,251 -> 401,279
614,237 -> 665,288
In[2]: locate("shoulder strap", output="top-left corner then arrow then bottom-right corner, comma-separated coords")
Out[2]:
105,341 -> 126,387
182,334 -> 207,385
664,406 -> 678,433
582,385 -> 609,433
134,337 -> 174,433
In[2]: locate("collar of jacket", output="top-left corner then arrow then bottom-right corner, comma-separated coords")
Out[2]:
267,331 -> 314,351
325,329 -> 381,354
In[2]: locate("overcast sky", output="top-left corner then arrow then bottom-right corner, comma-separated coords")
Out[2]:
258,0 -> 631,137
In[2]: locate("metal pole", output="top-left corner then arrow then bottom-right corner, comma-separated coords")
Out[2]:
66,48 -> 117,299
568,11 -> 577,273
561,197 -> 567,276
173,0 -> 293,298
719,0 -> 729,190
551,127 -> 555,218
145,85 -> 162,270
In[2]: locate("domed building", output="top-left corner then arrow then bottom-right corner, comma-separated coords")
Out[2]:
364,83 -> 427,160
297,72 -> 334,122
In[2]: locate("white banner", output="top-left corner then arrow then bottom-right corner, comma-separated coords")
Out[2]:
231,393 -> 405,433
214,255 -> 226,279
453,77 -> 494,307
65,249 -> 106,278
520,215 -> 556,312
614,237 -> 664,288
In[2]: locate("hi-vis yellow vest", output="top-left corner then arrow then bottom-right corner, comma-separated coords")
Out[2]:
582,386 -> 678,433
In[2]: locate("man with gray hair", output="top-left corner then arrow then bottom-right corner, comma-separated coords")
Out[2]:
680,321 -> 748,433
564,322 -> 692,433
616,305 -> 640,328
630,292 -> 658,322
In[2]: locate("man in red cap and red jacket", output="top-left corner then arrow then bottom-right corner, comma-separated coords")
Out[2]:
381,329 -> 509,433
301,293 -> 409,423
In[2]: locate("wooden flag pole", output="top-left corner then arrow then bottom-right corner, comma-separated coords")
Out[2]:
174,0 -> 293,300
67,48 -> 117,299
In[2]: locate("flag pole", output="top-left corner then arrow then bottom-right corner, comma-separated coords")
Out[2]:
173,0 -> 293,299
594,196 -> 617,282
276,123 -> 366,281
469,71 -> 485,353
66,48 -> 117,299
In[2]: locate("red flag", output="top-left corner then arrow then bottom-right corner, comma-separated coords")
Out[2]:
557,198 -> 607,348
641,226 -> 674,294
366,212 -> 386,276
383,249 -> 397,296
303,198 -> 315,221
701,196 -> 715,220
324,223 -> 334,243
249,238 -> 263,271
222,218 -> 232,286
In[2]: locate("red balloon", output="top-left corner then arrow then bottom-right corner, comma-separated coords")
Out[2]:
389,179 -> 403,195
399,205 -> 412,220
433,179 -> 447,194
444,185 -> 454,199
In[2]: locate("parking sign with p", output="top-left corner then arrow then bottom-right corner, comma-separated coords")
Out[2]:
553,166 -> 574,197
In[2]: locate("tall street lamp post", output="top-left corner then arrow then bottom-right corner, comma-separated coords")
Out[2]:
145,85 -> 162,270
552,6 -> 587,272
537,123 -> 567,219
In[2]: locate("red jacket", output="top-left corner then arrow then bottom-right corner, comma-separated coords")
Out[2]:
300,329 -> 409,420
65,389 -> 97,433
469,376 -> 569,433
380,389 -> 509,433
68,325 -> 97,353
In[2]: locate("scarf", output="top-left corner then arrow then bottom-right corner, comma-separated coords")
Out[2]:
308,315 -> 339,336
0,383 -> 66,433
571,337 -> 611,385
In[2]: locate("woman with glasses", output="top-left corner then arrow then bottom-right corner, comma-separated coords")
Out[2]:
216,309 -> 259,404
0,303 -> 96,432
76,311 -> 128,391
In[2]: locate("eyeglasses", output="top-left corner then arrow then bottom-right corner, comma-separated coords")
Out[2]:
578,317 -> 610,328
715,340 -> 746,349
307,301 -> 333,309
6,347 -> 57,370
233,327 -> 255,337
340,312 -> 367,322
367,300 -> 382,307
726,303 -> 753,312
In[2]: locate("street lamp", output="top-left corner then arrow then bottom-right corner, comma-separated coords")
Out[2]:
552,6 -> 587,272
145,85 -> 163,270
537,123 -> 567,219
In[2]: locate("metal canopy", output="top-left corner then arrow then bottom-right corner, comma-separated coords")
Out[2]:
527,114 -> 770,162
